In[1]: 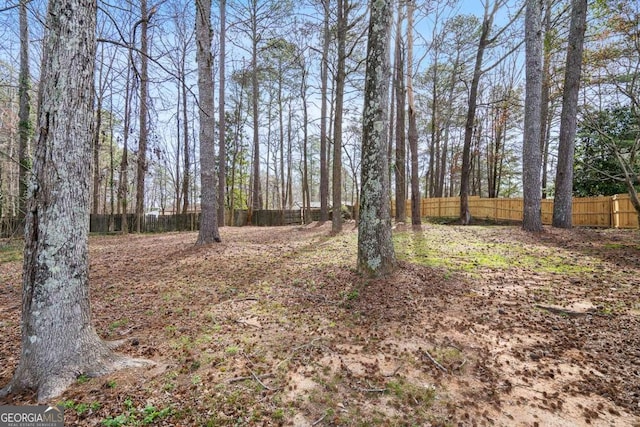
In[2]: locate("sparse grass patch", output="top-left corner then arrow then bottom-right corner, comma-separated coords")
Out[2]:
395,228 -> 601,277
430,346 -> 466,371
224,345 -> 239,356
76,374 -> 91,384
385,378 -> 436,408
109,319 -> 128,332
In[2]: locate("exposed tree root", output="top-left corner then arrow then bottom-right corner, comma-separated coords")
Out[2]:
1,341 -> 153,403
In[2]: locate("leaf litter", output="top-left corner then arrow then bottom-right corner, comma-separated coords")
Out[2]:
0,222 -> 639,426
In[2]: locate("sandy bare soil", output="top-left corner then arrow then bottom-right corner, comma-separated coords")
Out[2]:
1,223 -> 639,426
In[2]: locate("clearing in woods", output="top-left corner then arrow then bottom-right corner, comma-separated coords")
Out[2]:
0,222 -> 639,426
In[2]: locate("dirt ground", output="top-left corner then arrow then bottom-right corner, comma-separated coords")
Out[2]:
1,222 -> 639,426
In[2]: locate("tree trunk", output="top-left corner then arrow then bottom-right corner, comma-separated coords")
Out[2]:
174,82 -> 182,213
119,62 -> 133,234
522,0 -> 544,232
394,3 -> 406,223
287,99 -> 293,210
1,0 -> 147,402
439,47 -> 462,198
265,93 -> 273,209
407,0 -> 421,226
460,4 -> 496,225
279,71 -> 285,210
302,78 -> 311,224
18,0 -> 30,221
332,0 -> 348,233
218,0 -> 227,224
196,0 -> 221,244
388,49 -> 396,202
552,0 -> 587,228
108,95 -> 115,231
135,0 -> 150,232
181,54 -> 190,215
319,0 -> 331,222
92,63 -> 103,215
540,0 -> 552,199
429,47 -> 438,199
358,0 -> 396,277
250,0 -> 262,211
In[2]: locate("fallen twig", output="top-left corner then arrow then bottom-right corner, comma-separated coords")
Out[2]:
312,412 -> 327,426
250,370 -> 278,391
383,365 -> 403,377
242,353 -> 279,391
423,349 -> 448,374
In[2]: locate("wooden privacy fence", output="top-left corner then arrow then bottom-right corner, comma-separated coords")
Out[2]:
249,209 -> 303,226
0,210 -> 307,238
89,210 -> 304,232
393,194 -> 638,228
2,198 -> 637,238
89,213 -> 200,233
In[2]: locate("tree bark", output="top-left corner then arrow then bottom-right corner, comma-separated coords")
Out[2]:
358,0 -> 396,277
1,0 -> 147,402
250,0 -> 262,212
319,0 -> 330,221
552,0 -> 587,228
119,61 -> 133,234
218,0 -> 227,224
332,0 -> 348,233
92,51 -> 103,215
181,60 -> 190,215
135,0 -> 150,232
539,0 -> 552,199
302,66 -> 311,224
394,3 -> 406,223
522,0 -> 544,232
460,3 -> 497,225
406,0 -> 421,226
17,0 -> 30,221
196,0 -> 221,244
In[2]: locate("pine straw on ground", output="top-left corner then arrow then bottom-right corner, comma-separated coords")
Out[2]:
1,223 -> 639,426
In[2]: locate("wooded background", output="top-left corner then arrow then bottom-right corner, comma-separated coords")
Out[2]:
0,0 -> 638,231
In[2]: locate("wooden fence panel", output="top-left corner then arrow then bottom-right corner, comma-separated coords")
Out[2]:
612,194 -> 639,229
470,196 -> 494,220
391,194 -> 637,228
573,196 -> 611,227
421,197 -> 460,218
492,198 -> 523,222
251,210 -> 302,226
541,199 -> 554,224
